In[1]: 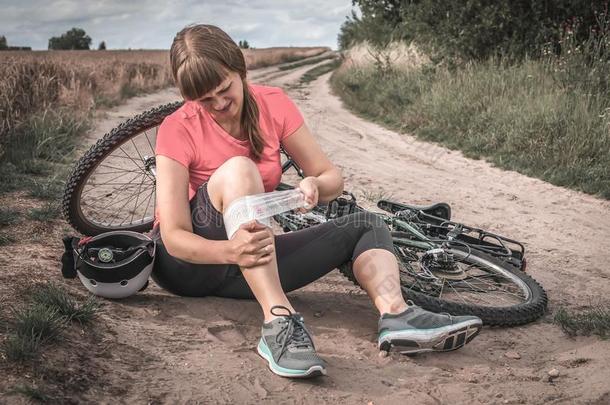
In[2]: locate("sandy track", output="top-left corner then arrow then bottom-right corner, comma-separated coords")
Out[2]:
70,57 -> 609,404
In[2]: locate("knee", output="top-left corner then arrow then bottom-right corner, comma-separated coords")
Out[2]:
210,156 -> 262,188
220,156 -> 259,177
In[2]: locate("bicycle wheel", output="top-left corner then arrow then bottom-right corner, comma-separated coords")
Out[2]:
62,101 -> 183,236
338,231 -> 547,326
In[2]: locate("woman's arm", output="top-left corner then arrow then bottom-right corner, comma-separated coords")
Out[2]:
156,155 -> 234,264
281,123 -> 344,202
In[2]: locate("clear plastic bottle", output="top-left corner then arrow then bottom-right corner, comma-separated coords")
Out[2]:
223,189 -> 311,239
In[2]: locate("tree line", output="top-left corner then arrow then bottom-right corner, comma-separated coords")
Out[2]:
2,27 -> 253,51
338,0 -> 610,60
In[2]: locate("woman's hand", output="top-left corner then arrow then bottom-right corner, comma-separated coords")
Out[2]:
296,176 -> 319,213
228,220 -> 275,268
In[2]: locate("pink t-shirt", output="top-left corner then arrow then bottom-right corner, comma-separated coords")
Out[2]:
153,84 -> 304,228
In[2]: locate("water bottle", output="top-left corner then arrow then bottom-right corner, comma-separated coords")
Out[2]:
223,189 -> 311,239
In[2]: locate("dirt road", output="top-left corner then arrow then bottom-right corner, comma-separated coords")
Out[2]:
39,55 -> 610,403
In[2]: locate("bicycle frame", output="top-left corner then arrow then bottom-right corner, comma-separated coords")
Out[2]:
278,147 -> 526,270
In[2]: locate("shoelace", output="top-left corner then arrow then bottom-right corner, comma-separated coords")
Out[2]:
270,305 -> 315,361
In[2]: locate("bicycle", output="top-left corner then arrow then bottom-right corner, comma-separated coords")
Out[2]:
62,101 -> 548,326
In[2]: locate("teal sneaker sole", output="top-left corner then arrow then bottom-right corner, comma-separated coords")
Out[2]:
257,339 -> 326,378
378,318 -> 482,354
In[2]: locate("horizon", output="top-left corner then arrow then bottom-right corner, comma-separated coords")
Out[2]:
0,0 -> 355,51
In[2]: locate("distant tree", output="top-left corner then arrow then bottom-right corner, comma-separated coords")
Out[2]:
48,27 -> 92,50
98,40 -> 106,50
0,35 -> 7,50
238,39 -> 250,49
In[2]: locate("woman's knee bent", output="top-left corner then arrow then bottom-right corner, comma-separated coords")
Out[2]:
333,211 -> 393,261
207,156 -> 264,213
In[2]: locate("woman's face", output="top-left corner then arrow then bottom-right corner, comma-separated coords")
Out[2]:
196,70 -> 243,123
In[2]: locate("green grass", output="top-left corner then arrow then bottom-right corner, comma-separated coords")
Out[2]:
0,207 -> 20,226
2,283 -> 100,362
27,202 -> 61,222
358,188 -> 396,203
30,283 -> 100,324
8,384 -> 52,402
0,107 -> 91,198
330,54 -> 610,199
3,107 -> 90,165
4,303 -> 66,361
299,59 -> 342,84
0,232 -> 16,246
26,172 -> 67,200
0,162 -> 34,194
93,94 -> 122,108
554,305 -> 610,339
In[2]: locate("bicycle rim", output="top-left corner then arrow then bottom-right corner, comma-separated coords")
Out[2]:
394,239 -> 532,309
74,128 -> 157,232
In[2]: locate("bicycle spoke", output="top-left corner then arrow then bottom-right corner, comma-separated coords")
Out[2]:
394,242 -> 530,308
82,172 -> 143,206
91,186 -> 154,227
144,129 -> 155,153
118,145 -> 146,172
98,161 -> 143,172
141,188 -> 156,225
84,176 -> 149,213
446,281 -> 470,305
127,172 -> 147,225
124,188 -> 156,226
82,168 -> 149,189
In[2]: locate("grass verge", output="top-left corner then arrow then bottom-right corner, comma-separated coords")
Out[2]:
330,55 -> 610,199
299,59 -> 342,84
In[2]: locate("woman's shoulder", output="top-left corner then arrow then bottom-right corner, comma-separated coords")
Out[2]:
156,102 -> 202,142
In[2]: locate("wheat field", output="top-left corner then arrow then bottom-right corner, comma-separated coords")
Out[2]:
0,47 -> 328,157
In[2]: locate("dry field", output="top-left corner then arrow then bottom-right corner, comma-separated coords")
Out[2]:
341,40 -> 430,72
0,47 -> 329,153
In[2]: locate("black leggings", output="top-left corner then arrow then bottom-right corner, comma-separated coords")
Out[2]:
150,182 -> 394,299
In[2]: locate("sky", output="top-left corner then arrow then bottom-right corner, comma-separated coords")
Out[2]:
0,0 -> 355,50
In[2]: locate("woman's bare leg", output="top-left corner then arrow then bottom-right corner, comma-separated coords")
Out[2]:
352,248 -> 409,315
207,156 -> 294,322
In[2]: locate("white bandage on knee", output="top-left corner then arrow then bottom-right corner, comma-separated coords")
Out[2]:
222,189 -> 309,239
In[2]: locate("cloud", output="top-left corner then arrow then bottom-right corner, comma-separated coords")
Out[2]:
0,0 -> 353,50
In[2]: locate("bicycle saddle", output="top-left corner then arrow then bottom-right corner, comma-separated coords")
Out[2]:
377,200 -> 451,220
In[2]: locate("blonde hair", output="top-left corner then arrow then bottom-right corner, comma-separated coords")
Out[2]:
170,24 -> 264,159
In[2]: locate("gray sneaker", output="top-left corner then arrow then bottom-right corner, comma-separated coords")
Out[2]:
378,304 -> 482,354
257,305 -> 327,378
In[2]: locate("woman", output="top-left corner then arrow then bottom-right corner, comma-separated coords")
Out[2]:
151,23 -> 482,378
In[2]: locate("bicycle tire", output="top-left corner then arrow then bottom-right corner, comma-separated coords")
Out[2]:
338,234 -> 547,326
62,101 -> 183,236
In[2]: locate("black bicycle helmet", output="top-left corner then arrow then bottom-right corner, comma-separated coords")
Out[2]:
61,231 -> 156,299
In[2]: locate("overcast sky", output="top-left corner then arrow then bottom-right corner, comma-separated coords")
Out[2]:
0,0 -> 355,50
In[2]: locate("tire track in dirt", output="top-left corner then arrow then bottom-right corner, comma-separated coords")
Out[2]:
72,57 -> 610,404
284,72 -> 610,305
